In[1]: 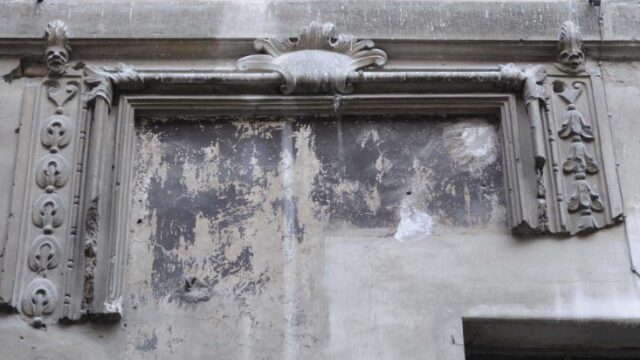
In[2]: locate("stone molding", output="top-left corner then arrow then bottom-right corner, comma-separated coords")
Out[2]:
0,20 -> 624,326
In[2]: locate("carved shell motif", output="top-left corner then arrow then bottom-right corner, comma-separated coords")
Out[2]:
237,21 -> 388,94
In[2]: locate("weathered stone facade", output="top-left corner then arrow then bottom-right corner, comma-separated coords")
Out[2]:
1,1 -> 640,359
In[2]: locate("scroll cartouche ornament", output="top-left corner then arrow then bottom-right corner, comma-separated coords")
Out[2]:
237,21 -> 388,94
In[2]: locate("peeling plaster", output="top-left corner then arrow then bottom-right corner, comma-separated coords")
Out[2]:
126,113 -> 507,358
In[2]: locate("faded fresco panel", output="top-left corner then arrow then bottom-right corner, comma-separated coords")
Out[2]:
125,114 -> 505,359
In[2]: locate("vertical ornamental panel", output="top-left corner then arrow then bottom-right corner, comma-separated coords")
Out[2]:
5,21 -> 87,327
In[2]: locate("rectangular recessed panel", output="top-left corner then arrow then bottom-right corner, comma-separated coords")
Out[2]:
127,114 -> 505,357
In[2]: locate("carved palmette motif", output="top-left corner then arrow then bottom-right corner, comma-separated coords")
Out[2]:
36,154 -> 69,191
21,278 -> 58,328
32,193 -> 65,234
27,235 -> 62,274
40,114 -> 71,152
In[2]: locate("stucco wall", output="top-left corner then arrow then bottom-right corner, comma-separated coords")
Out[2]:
1,1 -> 639,360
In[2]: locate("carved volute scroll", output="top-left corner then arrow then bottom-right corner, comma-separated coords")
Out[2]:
44,20 -> 71,77
555,21 -> 585,74
237,21 -> 388,94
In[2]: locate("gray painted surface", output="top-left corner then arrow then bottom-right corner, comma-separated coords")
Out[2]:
0,1 -> 639,360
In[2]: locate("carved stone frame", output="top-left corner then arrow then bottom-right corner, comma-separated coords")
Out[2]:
102,93 -> 525,317
0,21 -> 624,326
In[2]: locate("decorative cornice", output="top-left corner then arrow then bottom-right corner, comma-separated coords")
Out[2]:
237,21 -> 388,94
556,21 -> 585,74
44,20 -> 71,77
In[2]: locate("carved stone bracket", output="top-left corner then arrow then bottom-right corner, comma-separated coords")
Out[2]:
555,21 -> 586,74
44,20 -> 71,77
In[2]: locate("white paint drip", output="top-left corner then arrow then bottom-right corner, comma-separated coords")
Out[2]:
280,121 -> 298,360
394,198 -> 435,242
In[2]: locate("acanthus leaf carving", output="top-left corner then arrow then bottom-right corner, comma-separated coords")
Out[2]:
21,277 -> 58,328
568,172 -> 604,234
83,63 -> 144,111
568,173 -> 604,213
553,77 -> 605,234
237,21 -> 387,94
556,21 -> 585,74
521,65 -> 549,106
563,139 -> 599,175
558,104 -> 594,141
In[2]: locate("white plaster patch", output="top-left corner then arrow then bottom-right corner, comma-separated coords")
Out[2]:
394,198 -> 436,242
136,128 -> 168,187
180,141 -> 224,195
443,119 -> 498,177
357,127 -> 380,148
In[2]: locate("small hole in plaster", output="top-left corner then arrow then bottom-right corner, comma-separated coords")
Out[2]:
553,80 -> 566,93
